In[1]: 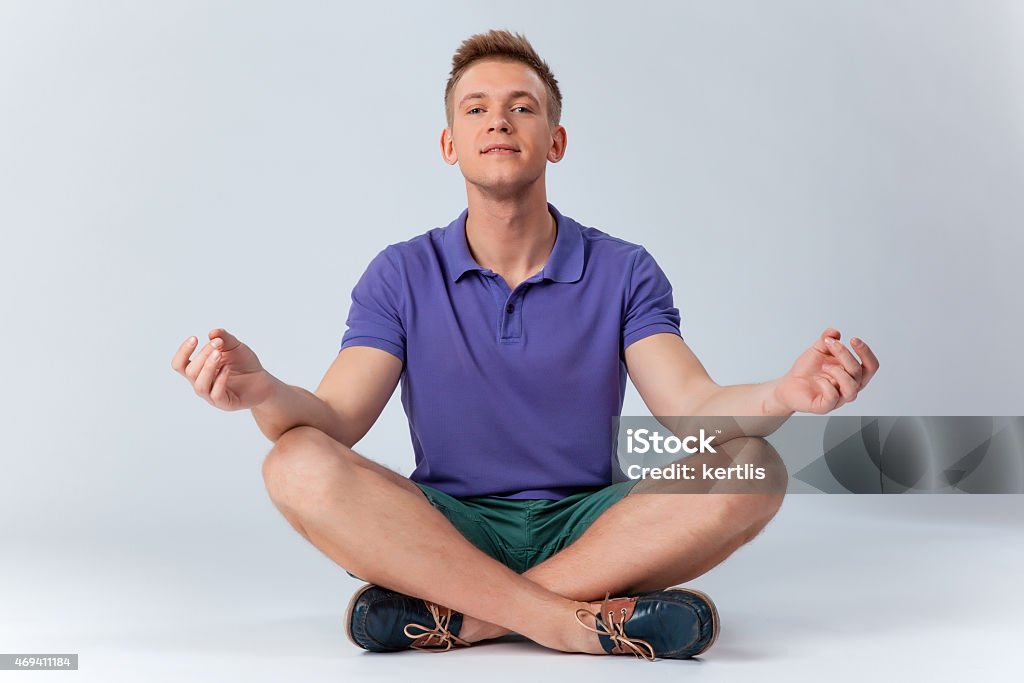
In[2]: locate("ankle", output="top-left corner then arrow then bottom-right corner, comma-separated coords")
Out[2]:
564,600 -> 607,654
458,615 -> 509,643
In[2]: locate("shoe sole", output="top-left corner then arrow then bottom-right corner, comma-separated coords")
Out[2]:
665,587 -> 721,657
344,582 -> 376,651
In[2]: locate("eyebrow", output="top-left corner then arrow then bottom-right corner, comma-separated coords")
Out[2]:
458,90 -> 541,109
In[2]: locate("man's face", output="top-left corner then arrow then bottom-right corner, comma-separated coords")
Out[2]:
442,59 -> 566,197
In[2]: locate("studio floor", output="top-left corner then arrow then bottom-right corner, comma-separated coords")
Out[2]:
3,495 -> 1022,682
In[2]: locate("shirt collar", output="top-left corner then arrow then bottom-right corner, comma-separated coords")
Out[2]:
443,202 -> 584,284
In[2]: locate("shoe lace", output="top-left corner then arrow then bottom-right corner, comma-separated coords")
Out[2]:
574,592 -> 657,661
403,601 -> 471,652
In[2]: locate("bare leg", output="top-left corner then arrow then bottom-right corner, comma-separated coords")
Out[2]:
261,426 -> 603,654
458,437 -> 787,642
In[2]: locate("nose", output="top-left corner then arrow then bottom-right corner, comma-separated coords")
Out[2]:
488,113 -> 512,133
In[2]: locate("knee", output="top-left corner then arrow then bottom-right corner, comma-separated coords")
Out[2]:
724,487 -> 785,547
740,490 -> 784,532
711,437 -> 786,536
718,436 -> 789,493
704,491 -> 782,551
261,426 -> 354,506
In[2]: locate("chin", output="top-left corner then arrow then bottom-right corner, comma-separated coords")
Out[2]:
467,167 -> 542,193
466,173 -> 526,192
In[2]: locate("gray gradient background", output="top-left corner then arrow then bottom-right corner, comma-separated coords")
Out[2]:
1,1 -> 1022,681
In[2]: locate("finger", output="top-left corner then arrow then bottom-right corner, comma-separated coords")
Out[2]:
194,348 -> 222,400
850,337 -> 880,388
210,362 -> 230,406
209,327 -> 242,352
813,328 -> 842,354
814,376 -> 841,413
820,363 -> 843,391
823,364 -> 859,403
185,342 -> 217,382
825,338 -> 864,384
171,336 -> 198,376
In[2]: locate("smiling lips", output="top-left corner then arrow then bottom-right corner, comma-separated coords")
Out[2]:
481,144 -> 519,155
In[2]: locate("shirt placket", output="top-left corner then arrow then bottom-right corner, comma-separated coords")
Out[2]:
479,270 -> 542,343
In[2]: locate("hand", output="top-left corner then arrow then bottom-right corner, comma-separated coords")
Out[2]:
171,328 -> 277,411
773,328 -> 880,414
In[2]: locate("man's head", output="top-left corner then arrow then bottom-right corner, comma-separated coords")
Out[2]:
443,29 -> 562,130
441,30 -> 567,198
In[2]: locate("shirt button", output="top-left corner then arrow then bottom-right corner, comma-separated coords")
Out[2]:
506,303 -> 515,314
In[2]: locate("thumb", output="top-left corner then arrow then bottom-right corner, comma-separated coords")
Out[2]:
813,327 -> 841,354
209,327 -> 242,351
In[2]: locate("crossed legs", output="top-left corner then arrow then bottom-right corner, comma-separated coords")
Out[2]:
261,426 -> 785,652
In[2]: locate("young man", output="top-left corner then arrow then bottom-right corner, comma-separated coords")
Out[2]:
171,30 -> 879,660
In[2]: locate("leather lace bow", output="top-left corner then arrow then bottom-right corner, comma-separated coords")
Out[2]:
403,601 -> 471,652
574,593 -> 657,661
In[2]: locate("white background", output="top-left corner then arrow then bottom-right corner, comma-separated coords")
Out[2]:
1,1 -> 1022,681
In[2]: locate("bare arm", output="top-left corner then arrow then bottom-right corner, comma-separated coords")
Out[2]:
625,333 -> 788,440
172,328 -> 402,446
252,345 -> 403,445
625,329 -> 880,439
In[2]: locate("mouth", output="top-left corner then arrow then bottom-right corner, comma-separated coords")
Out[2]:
481,148 -> 520,155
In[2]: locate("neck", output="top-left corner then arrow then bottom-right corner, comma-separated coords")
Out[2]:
463,181 -> 556,280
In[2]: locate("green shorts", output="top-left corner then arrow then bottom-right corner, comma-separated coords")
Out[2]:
346,479 -> 638,579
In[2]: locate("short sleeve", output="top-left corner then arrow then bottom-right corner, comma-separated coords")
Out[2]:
339,246 -> 406,363
622,246 -> 682,350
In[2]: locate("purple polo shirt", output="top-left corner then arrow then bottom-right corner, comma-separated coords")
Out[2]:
339,202 -> 682,500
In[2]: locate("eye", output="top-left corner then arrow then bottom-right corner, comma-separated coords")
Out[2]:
466,106 -> 532,115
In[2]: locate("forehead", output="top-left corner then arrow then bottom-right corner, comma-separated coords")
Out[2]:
453,59 -> 545,102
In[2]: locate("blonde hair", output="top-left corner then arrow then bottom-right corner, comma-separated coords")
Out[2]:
444,29 -> 562,130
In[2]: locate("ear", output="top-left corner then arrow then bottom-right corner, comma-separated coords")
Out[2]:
547,125 -> 567,163
440,128 -> 458,165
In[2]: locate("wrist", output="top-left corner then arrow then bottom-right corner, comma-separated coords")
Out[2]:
764,378 -> 793,416
254,371 -> 288,408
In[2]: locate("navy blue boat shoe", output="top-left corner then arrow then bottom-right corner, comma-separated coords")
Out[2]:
346,583 -> 470,653
574,588 -> 720,660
